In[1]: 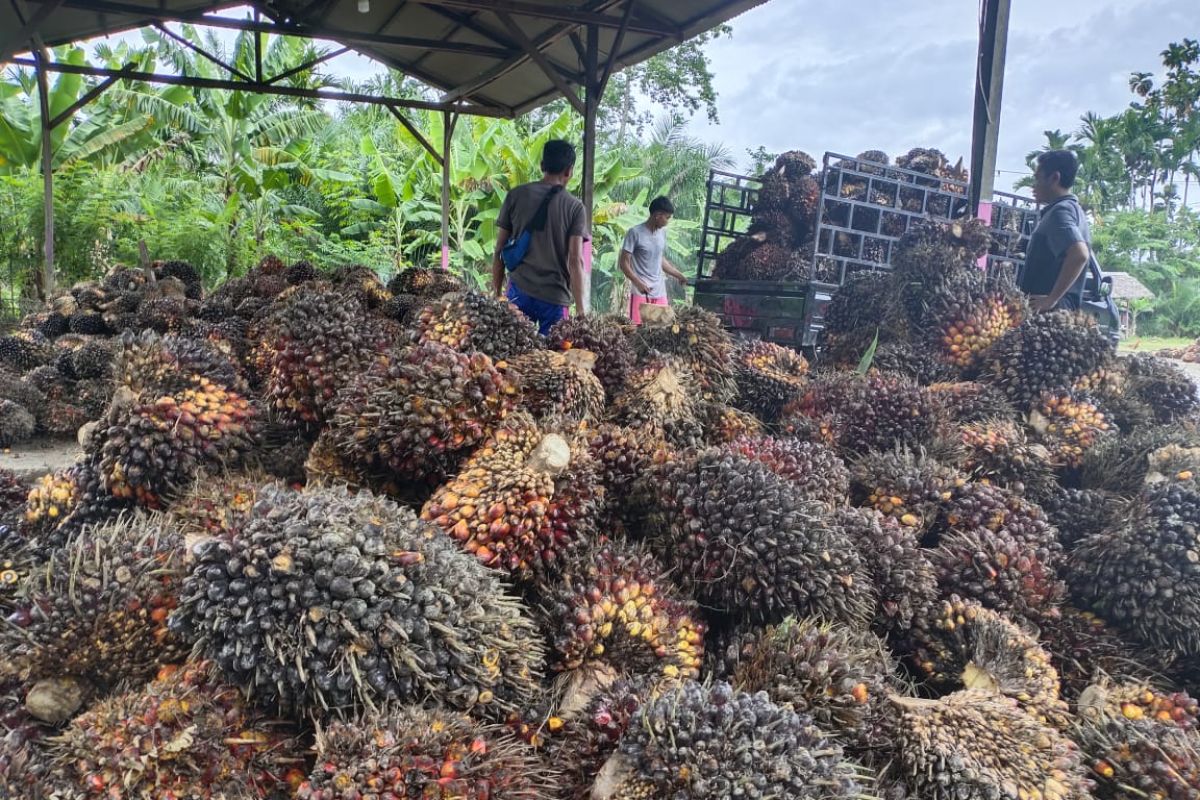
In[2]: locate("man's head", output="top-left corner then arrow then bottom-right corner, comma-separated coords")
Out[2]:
541,139 -> 576,180
649,196 -> 675,229
1033,150 -> 1078,203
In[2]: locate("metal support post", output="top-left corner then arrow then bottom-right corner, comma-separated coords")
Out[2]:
969,0 -> 1011,218
33,47 -> 54,298
581,24 -> 600,312
440,110 -> 457,270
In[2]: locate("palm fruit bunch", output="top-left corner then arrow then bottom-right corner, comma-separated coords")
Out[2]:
755,150 -> 822,241
304,428 -> 380,492
546,314 -> 636,397
979,310 -> 1114,408
1124,353 -> 1199,423
726,435 -> 849,507
949,417 -> 1055,494
68,310 -> 110,335
868,339 -> 964,385
646,447 -> 872,625
607,356 -> 705,448
821,271 -> 894,339
731,339 -> 808,420
258,286 -> 389,426
835,507 -> 939,638
153,259 -> 203,298
0,727 -> 49,799
283,258 -> 319,285
170,470 -> 273,542
888,690 -> 1091,800
927,380 -> 1015,424
1079,678 -> 1199,730
698,402 -> 764,443
0,331 -> 52,372
174,483 -> 544,718
731,617 -> 897,750
890,217 -> 992,285
711,233 -> 808,281
298,707 -> 551,800
136,295 -> 193,333
509,348 -> 605,422
330,263 -> 391,310
849,446 -> 961,531
328,341 -> 516,482
1036,607 -> 1145,701
386,265 -> 463,297
1075,424 -> 1197,495
1029,389 -> 1114,469
0,515 -> 185,706
584,423 -> 669,534
702,621 -> 766,682
783,371 -> 937,455
927,481 -> 1065,616
632,305 -> 736,404
421,414 -> 602,582
544,542 -> 705,681
46,660 -> 301,800
1069,478 -> 1200,660
607,681 -> 865,800
1074,691 -> 1200,799
115,329 -> 245,396
67,339 -> 114,380
0,400 -> 35,448
919,269 -> 1025,370
414,291 -> 541,362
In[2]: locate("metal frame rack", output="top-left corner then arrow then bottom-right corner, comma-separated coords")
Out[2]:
696,169 -> 762,280
812,152 -> 971,283
985,188 -> 1039,279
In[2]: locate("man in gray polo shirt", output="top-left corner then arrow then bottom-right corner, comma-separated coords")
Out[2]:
1020,149 -> 1094,312
620,196 -> 688,324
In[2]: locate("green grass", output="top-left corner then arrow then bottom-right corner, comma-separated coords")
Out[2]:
1119,335 -> 1193,353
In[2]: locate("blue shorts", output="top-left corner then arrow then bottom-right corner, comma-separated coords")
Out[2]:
507,281 -> 568,335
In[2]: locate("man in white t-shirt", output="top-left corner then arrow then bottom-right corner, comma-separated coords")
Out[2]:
620,196 -> 689,324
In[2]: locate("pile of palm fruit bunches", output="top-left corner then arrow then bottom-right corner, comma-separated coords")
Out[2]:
714,146 -> 970,283
0,218 -> 1199,800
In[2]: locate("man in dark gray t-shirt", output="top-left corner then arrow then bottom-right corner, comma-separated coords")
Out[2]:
1020,149 -> 1095,312
491,139 -> 588,334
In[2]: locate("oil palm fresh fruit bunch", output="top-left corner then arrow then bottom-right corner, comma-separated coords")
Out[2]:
546,314 -> 637,398
849,445 -> 962,532
607,356 -> 705,449
632,305 -> 736,405
1028,389 -> 1115,470
732,340 -> 809,421
919,269 -> 1025,370
1124,352 -> 1199,423
727,434 -> 849,507
509,348 -> 605,423
414,291 -> 541,362
783,371 -> 938,455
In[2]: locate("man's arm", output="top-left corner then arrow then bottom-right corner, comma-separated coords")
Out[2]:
662,256 -> 688,285
1033,241 -> 1089,312
491,226 -> 509,298
568,235 -> 587,318
620,249 -> 650,295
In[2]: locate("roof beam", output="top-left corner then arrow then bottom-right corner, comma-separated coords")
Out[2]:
264,44 -> 348,84
48,61 -> 136,128
9,56 -> 510,117
0,0 -> 63,62
387,105 -> 441,166
151,21 -> 253,81
416,0 -> 678,37
599,0 -> 634,94
496,11 -> 584,115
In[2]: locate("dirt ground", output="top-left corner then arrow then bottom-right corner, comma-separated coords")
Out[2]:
0,437 -> 82,480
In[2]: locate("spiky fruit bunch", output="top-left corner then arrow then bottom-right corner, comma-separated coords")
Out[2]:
1069,479 -> 1200,659
415,291 -> 541,362
822,271 -> 893,338
543,675 -> 649,800
732,340 -> 808,421
174,484 -> 544,718
979,311 -> 1114,408
330,263 -> 391,309
1035,485 -> 1122,549
20,461 -> 127,552
1036,607 -> 1145,701
697,403 -> 763,444
509,348 -> 605,422
850,446 -> 961,530
0,400 -> 34,448
546,542 -> 704,681
712,236 -> 807,281
1080,679 -> 1199,730
836,507 -> 938,637
647,447 -> 871,624
259,287 -> 390,427
96,377 -> 258,508
2,333 -> 56,372
928,482 -> 1065,616
0,727 -> 48,798
154,259 -> 202,296
47,660 -> 299,799
68,338 -> 114,380
137,296 -> 192,333
68,311 -> 108,335
299,707 -> 550,800
1076,425 -> 1199,495
951,418 -> 1055,493
891,218 -> 992,283
889,690 -> 1090,800
39,398 -> 89,438
632,305 -> 736,404
607,357 -> 704,448
329,341 -> 516,482
0,469 -> 27,519
927,380 -> 1016,424
0,515 -> 184,693
1075,702 -> 1200,799
784,371 -> 938,454
921,270 -> 1025,369
546,314 -> 637,397
1125,353 -> 1199,423
584,423 -> 668,534
304,428 -> 377,492
386,265 -> 463,297
284,259 -> 319,285
116,330 -> 245,396
421,415 -> 602,582
732,617 -> 896,749
1030,390 -> 1114,469
727,435 -> 849,506
612,681 -> 864,800
22,469 -> 78,534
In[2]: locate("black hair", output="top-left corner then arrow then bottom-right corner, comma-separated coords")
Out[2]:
649,196 -> 675,215
541,139 -> 577,175
1036,149 -> 1079,189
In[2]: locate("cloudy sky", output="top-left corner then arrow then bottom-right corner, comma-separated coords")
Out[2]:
690,0 -> 1197,193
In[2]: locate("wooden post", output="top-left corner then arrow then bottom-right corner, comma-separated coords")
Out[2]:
440,110 -> 455,270
33,48 -> 55,299
580,24 -> 599,313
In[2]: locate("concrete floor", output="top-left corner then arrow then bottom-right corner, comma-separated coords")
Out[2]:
0,437 -> 82,480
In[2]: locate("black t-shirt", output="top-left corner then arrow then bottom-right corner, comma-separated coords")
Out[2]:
1019,194 -> 1092,302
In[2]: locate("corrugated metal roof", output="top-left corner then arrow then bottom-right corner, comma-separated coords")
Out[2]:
2,0 -> 768,117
